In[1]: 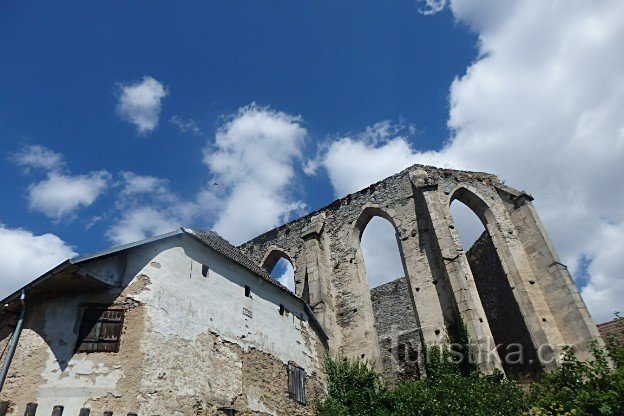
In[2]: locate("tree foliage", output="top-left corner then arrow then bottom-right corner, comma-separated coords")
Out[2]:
316,317 -> 624,416
316,349 -> 528,416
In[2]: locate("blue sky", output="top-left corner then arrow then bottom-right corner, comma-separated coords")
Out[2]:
1,1 -> 474,251
1,1 -> 623,322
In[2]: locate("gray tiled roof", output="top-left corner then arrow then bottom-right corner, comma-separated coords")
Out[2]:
185,228 -> 292,293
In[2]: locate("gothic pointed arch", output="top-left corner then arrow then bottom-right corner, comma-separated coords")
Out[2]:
448,186 -> 541,377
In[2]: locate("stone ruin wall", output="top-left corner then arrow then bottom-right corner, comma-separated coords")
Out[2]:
465,231 -> 541,378
240,163 -> 602,378
370,277 -> 423,384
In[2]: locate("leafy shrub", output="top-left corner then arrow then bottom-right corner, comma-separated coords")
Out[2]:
316,355 -> 390,416
526,316 -> 624,416
317,347 -> 529,416
525,344 -> 624,416
603,314 -> 624,369
316,317 -> 624,416
390,362 -> 528,416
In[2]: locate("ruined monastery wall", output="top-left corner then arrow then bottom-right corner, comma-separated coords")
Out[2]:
370,277 -> 423,384
240,164 -> 602,376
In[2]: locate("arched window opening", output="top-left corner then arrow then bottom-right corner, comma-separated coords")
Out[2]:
361,216 -> 405,288
269,257 -> 295,293
450,198 -> 540,378
450,200 -> 484,250
361,215 -> 423,382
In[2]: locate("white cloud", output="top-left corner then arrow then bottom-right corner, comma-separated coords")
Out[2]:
361,217 -> 405,288
107,172 -> 192,245
29,171 -> 111,220
418,0 -> 448,16
203,104 -> 307,244
116,76 -> 168,134
441,0 -> 624,322
106,206 -> 182,245
120,171 -> 170,197
322,137 -> 419,196
108,102 -> 309,246
13,145 -> 112,222
11,144 -> 65,171
0,225 -> 76,299
170,115 -> 202,137
271,257 -> 296,292
108,105 -> 307,247
580,222 -> 624,322
450,200 -> 485,250
314,0 -> 624,322
308,121 -> 422,196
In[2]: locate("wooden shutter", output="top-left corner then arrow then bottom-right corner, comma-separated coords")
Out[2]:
288,363 -> 307,405
76,308 -> 124,353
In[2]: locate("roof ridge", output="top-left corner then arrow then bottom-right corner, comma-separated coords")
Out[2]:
183,228 -> 293,294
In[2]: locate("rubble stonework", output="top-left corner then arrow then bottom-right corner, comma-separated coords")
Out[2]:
240,163 -> 602,375
370,277 -> 423,384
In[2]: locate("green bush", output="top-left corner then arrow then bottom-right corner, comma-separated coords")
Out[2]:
604,315 -> 624,369
526,344 -> 624,415
390,363 -> 528,416
316,355 -> 390,416
316,316 -> 624,416
316,347 -> 529,416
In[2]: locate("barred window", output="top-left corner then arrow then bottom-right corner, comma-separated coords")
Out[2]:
288,363 -> 307,405
76,307 -> 124,353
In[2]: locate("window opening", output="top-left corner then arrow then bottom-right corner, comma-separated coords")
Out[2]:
288,363 -> 307,405
361,216 -> 404,288
76,307 -> 124,353
269,257 -> 295,293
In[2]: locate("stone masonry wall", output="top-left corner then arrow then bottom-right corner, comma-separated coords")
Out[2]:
466,231 -> 541,378
370,277 -> 423,384
240,163 -> 603,378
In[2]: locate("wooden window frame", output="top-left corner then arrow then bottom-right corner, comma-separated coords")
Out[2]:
287,362 -> 307,405
75,306 -> 125,353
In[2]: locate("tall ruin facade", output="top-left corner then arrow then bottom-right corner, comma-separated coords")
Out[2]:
240,164 -> 602,377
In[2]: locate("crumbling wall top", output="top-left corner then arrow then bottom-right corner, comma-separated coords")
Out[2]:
240,163 -> 518,248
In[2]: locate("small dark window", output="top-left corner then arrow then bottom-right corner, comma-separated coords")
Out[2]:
288,363 -> 307,405
279,304 -> 285,316
201,264 -> 209,277
76,307 -> 124,353
245,285 -> 251,297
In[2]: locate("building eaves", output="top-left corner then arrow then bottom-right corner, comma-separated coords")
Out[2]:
71,230 -> 184,264
1,230 -> 185,306
0,262 -> 107,306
